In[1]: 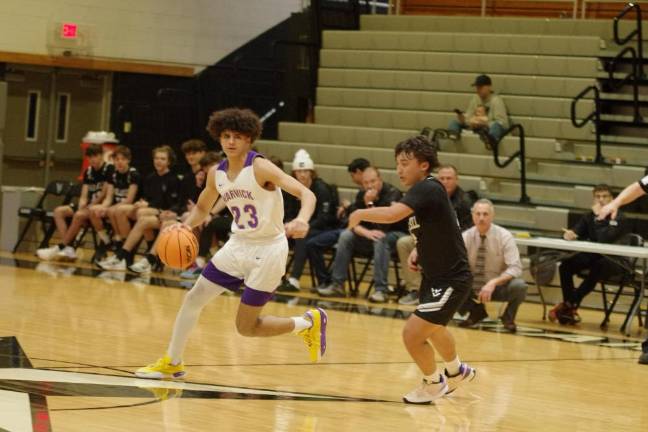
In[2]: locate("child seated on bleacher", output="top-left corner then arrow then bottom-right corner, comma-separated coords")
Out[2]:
97,145 -> 180,271
37,144 -> 114,262
91,145 -> 140,263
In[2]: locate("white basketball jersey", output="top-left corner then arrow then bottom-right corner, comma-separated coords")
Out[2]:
215,151 -> 285,241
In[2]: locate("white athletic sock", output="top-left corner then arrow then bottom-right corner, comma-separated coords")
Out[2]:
195,256 -> 206,268
97,230 -> 111,245
423,369 -> 443,384
445,356 -> 462,376
63,246 -> 75,254
291,316 -> 312,333
167,278 -> 226,365
288,277 -> 300,289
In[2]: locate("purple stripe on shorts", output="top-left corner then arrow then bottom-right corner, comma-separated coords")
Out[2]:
241,286 -> 273,307
201,261 -> 242,292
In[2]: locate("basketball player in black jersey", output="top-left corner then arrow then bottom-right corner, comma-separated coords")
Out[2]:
348,136 -> 477,404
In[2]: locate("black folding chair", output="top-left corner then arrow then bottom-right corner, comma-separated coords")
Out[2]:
13,180 -> 72,253
600,233 -> 645,331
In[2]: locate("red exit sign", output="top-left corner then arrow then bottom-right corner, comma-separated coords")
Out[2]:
61,23 -> 78,39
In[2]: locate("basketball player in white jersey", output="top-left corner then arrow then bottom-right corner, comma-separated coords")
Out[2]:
136,108 -> 327,379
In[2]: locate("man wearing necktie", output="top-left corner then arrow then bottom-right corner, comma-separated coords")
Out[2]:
459,199 -> 528,332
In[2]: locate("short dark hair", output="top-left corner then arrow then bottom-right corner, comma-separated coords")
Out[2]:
593,184 -> 612,195
394,135 -> 439,172
152,145 -> 176,166
269,155 -> 284,171
437,164 -> 458,175
181,139 -> 207,154
206,108 -> 262,142
85,143 -> 103,157
199,151 -> 221,169
347,158 -> 370,173
112,145 -> 131,160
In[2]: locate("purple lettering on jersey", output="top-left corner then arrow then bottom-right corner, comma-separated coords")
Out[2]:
201,262 -> 243,292
231,205 -> 258,229
243,204 -> 258,228
222,189 -> 254,203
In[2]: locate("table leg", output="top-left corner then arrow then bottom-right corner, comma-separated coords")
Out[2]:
535,248 -> 547,320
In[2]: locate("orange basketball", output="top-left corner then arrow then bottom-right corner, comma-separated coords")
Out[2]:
157,226 -> 198,270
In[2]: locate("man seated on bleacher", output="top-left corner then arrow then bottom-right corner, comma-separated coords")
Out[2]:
447,74 -> 509,148
317,166 -> 408,303
306,158 -> 371,292
397,164 -> 475,305
457,199 -> 527,332
37,143 -> 114,262
551,184 -> 630,325
277,149 -> 338,292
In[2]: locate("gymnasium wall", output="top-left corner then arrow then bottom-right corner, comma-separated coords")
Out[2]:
0,0 -> 303,67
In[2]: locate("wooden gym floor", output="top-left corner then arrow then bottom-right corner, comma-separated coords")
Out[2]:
0,252 -> 646,432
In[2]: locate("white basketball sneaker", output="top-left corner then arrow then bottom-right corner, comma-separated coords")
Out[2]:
403,376 -> 448,404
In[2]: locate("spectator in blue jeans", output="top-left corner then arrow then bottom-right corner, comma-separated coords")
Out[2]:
317,167 -> 408,303
306,158 -> 371,291
447,74 -> 509,148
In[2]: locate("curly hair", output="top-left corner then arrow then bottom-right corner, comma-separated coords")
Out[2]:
206,108 -> 262,142
394,135 -> 439,173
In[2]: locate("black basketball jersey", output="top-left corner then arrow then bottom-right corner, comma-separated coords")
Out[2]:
110,167 -> 140,203
82,163 -> 114,202
400,176 -> 471,283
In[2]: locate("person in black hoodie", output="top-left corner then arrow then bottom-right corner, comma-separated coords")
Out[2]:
277,150 -> 338,292
97,145 -> 179,271
551,184 -> 630,325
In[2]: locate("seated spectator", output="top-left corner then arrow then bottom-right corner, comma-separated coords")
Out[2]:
37,144 -> 114,261
337,158 -> 370,219
458,199 -> 527,332
97,145 -> 180,271
92,145 -> 140,263
447,74 -> 509,147
317,166 -> 407,303
278,150 -> 338,292
306,158 -> 371,291
398,164 -> 475,305
551,184 -> 629,325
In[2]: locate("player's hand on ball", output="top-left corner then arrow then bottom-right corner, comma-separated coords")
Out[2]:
162,222 -> 190,234
286,218 -> 309,238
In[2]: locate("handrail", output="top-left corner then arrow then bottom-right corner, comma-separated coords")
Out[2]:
613,2 -> 644,78
570,85 -> 604,164
491,124 -> 530,204
608,45 -> 642,122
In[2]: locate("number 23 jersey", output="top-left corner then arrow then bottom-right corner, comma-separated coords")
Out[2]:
215,151 -> 285,241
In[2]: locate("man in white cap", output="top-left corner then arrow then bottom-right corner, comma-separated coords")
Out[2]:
278,149 -> 338,292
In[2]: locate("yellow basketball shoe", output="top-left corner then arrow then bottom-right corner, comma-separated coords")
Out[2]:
135,355 -> 186,379
298,308 -> 328,363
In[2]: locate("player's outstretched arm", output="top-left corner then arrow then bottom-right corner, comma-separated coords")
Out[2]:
599,181 -> 645,220
348,202 -> 413,230
183,167 -> 220,229
254,158 -> 316,238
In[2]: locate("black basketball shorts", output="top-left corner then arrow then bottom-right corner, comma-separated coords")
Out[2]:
414,277 -> 472,326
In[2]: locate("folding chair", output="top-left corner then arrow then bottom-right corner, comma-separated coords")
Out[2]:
13,180 -> 72,253
599,233 -> 645,331
38,183 -> 83,250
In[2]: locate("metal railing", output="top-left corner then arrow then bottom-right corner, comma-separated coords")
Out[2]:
583,0 -> 648,20
492,124 -> 531,204
608,45 -> 643,122
570,85 -> 603,163
613,2 -> 645,78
